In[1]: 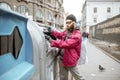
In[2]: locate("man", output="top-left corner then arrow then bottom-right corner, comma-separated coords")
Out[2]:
45,14 -> 84,80
78,32 -> 88,65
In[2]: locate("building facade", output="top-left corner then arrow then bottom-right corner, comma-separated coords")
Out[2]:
81,0 -> 120,33
0,0 -> 64,29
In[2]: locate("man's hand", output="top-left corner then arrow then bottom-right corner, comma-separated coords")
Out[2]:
47,27 -> 54,33
66,22 -> 75,31
45,35 -> 52,42
69,22 -> 75,28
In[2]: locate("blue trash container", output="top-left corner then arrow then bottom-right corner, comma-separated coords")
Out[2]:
0,8 -> 34,80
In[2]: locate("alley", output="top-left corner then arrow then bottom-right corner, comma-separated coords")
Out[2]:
78,40 -> 120,80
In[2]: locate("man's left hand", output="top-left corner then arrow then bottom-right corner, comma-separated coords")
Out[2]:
45,35 -> 52,42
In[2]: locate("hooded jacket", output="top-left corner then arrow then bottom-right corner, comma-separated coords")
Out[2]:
50,29 -> 82,67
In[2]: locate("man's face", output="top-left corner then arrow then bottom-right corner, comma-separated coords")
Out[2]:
66,19 -> 74,31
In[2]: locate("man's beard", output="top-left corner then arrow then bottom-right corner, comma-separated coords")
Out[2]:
67,26 -> 74,32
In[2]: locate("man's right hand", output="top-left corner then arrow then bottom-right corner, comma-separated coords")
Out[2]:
47,27 -> 54,33
43,27 -> 52,35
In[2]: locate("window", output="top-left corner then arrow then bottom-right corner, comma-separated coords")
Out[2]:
47,0 -> 51,3
55,1 -> 59,9
93,7 -> 97,13
107,7 -> 111,13
0,2 -> 11,10
36,9 -> 43,22
119,8 -> 120,13
16,5 -> 29,16
47,11 -> 52,20
36,9 -> 43,19
93,18 -> 97,23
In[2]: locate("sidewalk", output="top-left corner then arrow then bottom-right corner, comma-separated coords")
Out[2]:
89,39 -> 120,61
78,41 -> 120,80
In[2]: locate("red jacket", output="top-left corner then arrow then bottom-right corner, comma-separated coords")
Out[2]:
50,29 -> 82,67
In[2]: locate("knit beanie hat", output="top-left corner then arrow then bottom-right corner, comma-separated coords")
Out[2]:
66,14 -> 76,22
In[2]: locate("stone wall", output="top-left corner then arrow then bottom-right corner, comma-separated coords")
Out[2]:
90,14 -> 120,45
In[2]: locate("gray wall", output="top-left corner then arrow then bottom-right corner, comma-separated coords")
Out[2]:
90,14 -> 120,45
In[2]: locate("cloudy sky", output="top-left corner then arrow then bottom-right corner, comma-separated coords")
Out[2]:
63,0 -> 85,20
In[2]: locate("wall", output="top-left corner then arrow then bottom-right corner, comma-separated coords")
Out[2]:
90,14 -> 120,45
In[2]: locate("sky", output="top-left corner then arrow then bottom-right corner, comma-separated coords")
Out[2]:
63,0 -> 85,21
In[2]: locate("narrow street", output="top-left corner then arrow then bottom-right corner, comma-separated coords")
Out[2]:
78,40 -> 120,80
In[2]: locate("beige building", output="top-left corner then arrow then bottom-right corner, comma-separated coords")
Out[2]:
0,0 -> 64,29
